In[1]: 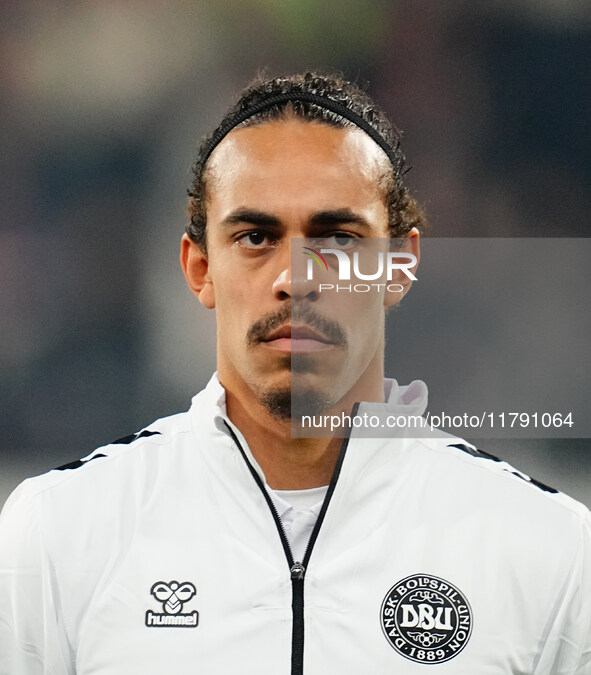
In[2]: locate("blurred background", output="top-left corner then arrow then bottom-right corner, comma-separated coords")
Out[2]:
1,0 -> 590,508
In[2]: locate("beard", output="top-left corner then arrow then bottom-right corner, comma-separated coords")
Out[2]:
259,386 -> 332,421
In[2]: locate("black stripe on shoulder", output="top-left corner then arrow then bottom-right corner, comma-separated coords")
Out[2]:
448,443 -> 558,494
111,429 -> 161,445
54,453 -> 107,471
53,429 -> 161,472
448,442 -> 502,462
508,470 -> 559,495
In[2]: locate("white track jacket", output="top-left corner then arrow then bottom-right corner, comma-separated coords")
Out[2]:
1,375 -> 590,674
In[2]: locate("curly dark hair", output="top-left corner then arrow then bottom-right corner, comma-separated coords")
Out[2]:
187,72 -> 426,250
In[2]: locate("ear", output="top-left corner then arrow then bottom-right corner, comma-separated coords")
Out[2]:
384,227 -> 420,308
180,234 -> 215,309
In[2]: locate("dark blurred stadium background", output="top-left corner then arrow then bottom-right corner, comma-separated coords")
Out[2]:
1,0 -> 590,508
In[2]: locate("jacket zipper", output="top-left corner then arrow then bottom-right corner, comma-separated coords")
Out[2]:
224,406 -> 358,675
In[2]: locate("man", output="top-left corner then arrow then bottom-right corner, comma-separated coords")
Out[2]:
0,73 -> 590,674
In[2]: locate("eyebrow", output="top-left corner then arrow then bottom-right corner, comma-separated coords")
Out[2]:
308,209 -> 369,229
222,207 -> 370,229
222,208 -> 280,227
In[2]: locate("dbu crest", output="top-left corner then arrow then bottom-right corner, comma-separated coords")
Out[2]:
380,574 -> 472,664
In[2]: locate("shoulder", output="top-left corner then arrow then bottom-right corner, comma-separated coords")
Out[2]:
411,434 -> 590,528
0,407 -> 208,599
1,409 -> 194,525
0,377 -> 228,547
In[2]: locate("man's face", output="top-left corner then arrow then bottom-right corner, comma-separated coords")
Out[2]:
182,118 -> 415,418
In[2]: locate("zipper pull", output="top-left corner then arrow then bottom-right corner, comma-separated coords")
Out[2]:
290,561 -> 305,580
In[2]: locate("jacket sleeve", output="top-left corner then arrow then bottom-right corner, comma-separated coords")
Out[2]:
574,511 -> 591,674
0,482 -> 74,675
535,507 -> 591,675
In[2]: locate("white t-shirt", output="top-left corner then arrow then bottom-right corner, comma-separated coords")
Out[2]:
270,486 -> 328,561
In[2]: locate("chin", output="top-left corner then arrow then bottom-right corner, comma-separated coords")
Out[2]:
258,386 -> 331,421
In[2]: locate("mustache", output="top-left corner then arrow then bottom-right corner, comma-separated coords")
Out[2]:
246,303 -> 347,347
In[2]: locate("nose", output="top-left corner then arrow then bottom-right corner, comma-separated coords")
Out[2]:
272,243 -> 319,302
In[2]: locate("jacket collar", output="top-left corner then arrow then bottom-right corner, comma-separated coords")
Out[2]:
190,372 -> 428,432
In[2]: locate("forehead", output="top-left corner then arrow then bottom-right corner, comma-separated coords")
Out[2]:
205,119 -> 390,212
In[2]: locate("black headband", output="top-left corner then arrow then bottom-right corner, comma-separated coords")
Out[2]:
199,91 -> 403,173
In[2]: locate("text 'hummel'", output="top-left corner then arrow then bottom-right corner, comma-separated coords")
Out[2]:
145,580 -> 199,628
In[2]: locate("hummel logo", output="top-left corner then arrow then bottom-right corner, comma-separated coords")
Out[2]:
145,580 -> 199,628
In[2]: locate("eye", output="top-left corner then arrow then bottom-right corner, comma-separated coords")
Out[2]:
333,234 -> 357,248
316,232 -> 359,250
236,230 -> 276,249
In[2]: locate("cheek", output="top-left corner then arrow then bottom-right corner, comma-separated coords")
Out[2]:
324,290 -> 384,328
346,297 -> 385,352
214,283 -> 258,340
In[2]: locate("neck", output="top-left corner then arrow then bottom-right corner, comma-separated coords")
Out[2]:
220,361 -> 385,490
228,395 -> 342,490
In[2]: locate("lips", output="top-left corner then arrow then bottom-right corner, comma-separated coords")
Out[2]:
263,324 -> 330,343
247,305 -> 346,352
261,324 -> 335,352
